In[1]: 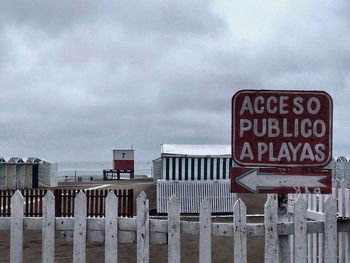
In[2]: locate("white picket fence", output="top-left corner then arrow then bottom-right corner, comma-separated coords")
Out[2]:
288,180 -> 350,263
157,179 -> 236,213
1,190 -> 350,263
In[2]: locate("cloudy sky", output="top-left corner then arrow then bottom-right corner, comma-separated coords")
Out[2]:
0,0 -> 349,168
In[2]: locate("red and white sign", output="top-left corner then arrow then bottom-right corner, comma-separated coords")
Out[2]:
232,90 -> 333,167
231,167 -> 332,194
113,149 -> 134,171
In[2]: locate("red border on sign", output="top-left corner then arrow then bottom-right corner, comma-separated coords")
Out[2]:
231,89 -> 333,167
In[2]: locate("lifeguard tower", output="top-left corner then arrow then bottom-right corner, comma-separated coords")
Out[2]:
103,149 -> 135,180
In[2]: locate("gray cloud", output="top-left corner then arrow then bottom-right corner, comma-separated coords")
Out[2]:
0,0 -> 349,166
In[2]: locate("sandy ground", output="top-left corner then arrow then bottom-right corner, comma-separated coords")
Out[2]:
0,179 -> 267,263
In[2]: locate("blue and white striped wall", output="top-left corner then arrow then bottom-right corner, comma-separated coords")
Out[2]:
156,156 -> 233,181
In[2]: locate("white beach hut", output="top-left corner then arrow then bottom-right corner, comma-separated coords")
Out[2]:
154,144 -> 236,213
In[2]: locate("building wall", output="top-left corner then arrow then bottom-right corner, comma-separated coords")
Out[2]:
153,158 -> 162,180
7,165 -> 16,189
38,162 -> 58,187
159,156 -> 233,181
0,161 -> 57,189
16,165 -> 25,189
0,165 -> 6,189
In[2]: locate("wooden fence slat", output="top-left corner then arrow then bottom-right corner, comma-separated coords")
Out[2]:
99,189 -> 104,217
168,195 -> 180,263
318,194 -> 324,263
93,189 -> 98,217
118,189 -> 123,216
1,190 -> 5,216
25,189 -> 29,216
67,189 -> 72,217
199,199 -> 211,263
30,189 -> 34,216
73,191 -> 87,263
294,196 -> 307,263
324,196 -> 337,263
128,189 -> 133,217
346,232 -> 350,263
264,195 -> 278,263
105,191 -> 118,263
54,189 -> 60,217
339,180 -> 347,263
10,190 -> 24,263
122,189 -> 127,217
42,191 -> 55,263
233,198 -> 247,263
137,191 -> 149,263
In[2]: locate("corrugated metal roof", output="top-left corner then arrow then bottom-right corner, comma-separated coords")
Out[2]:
0,157 -> 52,164
161,144 -> 231,156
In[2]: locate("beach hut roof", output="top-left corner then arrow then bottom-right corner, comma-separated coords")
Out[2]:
0,157 -> 54,164
26,157 -> 42,163
161,144 -> 231,157
8,157 -> 24,163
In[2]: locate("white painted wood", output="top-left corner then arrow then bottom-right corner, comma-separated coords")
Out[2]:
1,214 -> 348,236
156,180 -> 235,213
137,191 -> 149,263
294,197 -> 307,263
73,191 -> 87,263
311,195 -> 317,263
238,171 -> 327,192
264,195 -> 278,263
42,191 -> 55,263
339,181 -> 349,263
324,196 -> 337,263
278,194 -> 290,263
168,195 -> 180,263
346,232 -> 350,263
2,187 -> 350,262
199,199 -> 211,263
175,158 -> 179,180
10,190 -> 24,263
318,194 -> 324,263
105,191 -> 118,263
233,199 -> 247,263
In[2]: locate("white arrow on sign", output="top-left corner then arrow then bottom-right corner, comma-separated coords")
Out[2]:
236,169 -> 327,193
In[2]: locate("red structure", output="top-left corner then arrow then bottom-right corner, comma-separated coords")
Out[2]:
103,149 -> 135,180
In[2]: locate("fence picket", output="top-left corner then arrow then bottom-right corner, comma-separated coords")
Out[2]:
137,192 -> 149,263
168,195 -> 180,263
10,190 -> 24,263
311,195 -> 317,263
324,196 -> 337,263
233,199 -> 247,263
199,199 -> 211,263
318,194 -> 324,263
73,191 -> 87,263
0,181 -> 349,263
105,191 -> 118,263
156,180 -> 235,213
294,197 -> 307,263
42,191 -> 55,263
264,195 -> 278,263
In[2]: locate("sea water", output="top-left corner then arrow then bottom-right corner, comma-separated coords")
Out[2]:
57,161 -> 152,182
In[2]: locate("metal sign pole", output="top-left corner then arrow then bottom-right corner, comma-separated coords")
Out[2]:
278,193 -> 290,263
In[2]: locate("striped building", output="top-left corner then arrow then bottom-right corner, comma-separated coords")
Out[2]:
154,144 -> 236,213
153,144 -> 233,181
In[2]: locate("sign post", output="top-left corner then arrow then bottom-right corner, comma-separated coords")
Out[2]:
231,90 -> 333,262
231,90 -> 333,194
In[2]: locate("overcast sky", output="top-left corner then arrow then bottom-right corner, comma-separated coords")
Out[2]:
0,0 -> 349,167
